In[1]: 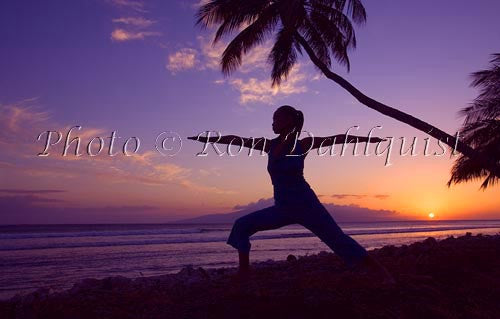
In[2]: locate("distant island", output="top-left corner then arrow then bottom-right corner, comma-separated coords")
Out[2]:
174,197 -> 406,224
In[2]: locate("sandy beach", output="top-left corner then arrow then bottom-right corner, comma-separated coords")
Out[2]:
1,232 -> 499,319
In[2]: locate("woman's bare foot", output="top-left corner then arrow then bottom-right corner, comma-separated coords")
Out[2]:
229,251 -> 259,293
237,265 -> 251,281
238,251 -> 250,271
229,266 -> 260,295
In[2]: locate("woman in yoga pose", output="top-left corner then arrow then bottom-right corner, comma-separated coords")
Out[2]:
188,105 -> 395,284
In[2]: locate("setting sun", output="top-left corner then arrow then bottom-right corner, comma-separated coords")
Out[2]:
429,213 -> 436,219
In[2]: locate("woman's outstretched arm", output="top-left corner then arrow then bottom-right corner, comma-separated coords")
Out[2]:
301,135 -> 385,150
187,133 -> 271,153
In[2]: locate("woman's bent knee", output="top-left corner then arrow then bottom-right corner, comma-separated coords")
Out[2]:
233,216 -> 251,234
226,217 -> 252,252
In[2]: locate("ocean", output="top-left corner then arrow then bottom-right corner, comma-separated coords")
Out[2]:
1,220 -> 499,300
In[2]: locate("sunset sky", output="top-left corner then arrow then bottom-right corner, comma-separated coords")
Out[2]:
1,0 -> 499,224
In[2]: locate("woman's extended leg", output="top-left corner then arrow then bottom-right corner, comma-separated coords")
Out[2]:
296,202 -> 395,283
227,205 -> 294,272
295,202 -> 368,268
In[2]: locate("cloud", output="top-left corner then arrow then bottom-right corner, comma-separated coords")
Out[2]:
112,17 -> 156,28
331,194 -> 367,199
198,167 -> 222,177
232,42 -> 273,73
153,162 -> 192,180
191,0 -> 210,9
0,98 -> 50,141
228,64 -> 309,104
233,197 -> 274,211
118,153 -> 235,194
108,0 -> 147,13
0,98 -> 235,196
168,32 -> 315,104
108,1 -> 161,42
0,194 -> 185,224
330,193 -> 390,200
0,100 -> 110,159
0,189 -> 66,195
197,34 -> 273,73
323,202 -> 402,222
166,48 -> 199,73
0,192 -> 65,204
110,28 -> 161,42
125,150 -> 157,166
311,74 -> 322,81
167,33 -> 273,76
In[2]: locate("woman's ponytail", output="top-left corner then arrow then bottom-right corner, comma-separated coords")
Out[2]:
276,104 -> 304,139
295,110 -> 304,138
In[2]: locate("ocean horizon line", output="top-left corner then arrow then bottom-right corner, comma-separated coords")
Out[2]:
1,218 -> 500,227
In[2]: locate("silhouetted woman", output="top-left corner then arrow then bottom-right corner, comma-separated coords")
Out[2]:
188,105 -> 395,283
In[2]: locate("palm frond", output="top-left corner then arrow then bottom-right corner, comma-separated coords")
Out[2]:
460,98 -> 500,124
299,16 -> 332,69
458,53 -> 500,126
470,53 -> 500,88
196,0 -> 367,85
219,4 -> 279,76
346,0 -> 367,24
460,119 -> 500,148
309,7 -> 352,69
195,0 -> 269,31
268,26 -> 299,87
450,53 -> 500,190
313,0 -> 366,25
308,1 -> 357,43
448,119 -> 499,190
448,154 -> 498,190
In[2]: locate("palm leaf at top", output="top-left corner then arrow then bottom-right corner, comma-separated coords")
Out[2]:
195,0 -> 366,86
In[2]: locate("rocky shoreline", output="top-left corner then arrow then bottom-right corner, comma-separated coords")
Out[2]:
1,232 -> 499,319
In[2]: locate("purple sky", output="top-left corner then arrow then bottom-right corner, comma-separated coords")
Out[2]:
1,0 -> 499,224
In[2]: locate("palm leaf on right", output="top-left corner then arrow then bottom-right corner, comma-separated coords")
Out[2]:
448,54 -> 500,189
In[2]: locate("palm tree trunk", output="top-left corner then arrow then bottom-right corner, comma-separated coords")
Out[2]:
294,33 -> 500,181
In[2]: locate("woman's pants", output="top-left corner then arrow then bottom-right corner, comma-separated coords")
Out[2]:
226,200 -> 368,268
